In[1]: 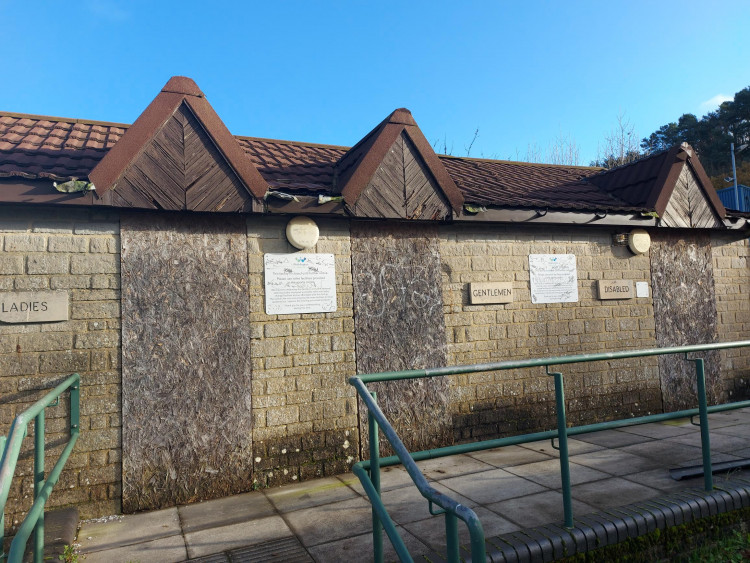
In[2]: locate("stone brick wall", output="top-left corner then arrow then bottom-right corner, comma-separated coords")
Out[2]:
439,224 -> 661,441
0,206 -> 121,530
1,204 -> 748,524
247,217 -> 358,487
711,234 -> 750,401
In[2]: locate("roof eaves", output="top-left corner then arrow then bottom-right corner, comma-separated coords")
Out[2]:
88,90 -> 184,195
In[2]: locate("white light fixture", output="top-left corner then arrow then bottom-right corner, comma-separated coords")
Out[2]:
628,228 -> 651,255
286,216 -> 319,250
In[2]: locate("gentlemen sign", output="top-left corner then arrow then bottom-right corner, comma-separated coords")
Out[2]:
597,280 -> 634,300
0,291 -> 69,323
469,282 -> 513,304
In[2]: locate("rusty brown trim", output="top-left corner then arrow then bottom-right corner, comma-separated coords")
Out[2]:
338,122 -> 404,205
686,154 -> 727,219
403,126 -> 464,213
89,76 -> 267,202
161,76 -> 204,97
0,179 -> 97,205
646,146 -> 686,216
183,97 -> 268,200
88,89 -> 184,195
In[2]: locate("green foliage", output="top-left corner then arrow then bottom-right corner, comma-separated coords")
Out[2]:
685,530 -> 750,562
58,544 -> 80,563
641,86 -> 750,177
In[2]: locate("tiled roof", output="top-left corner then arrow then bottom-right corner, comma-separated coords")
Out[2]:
0,111 -> 711,215
237,137 -> 345,192
440,157 -> 622,210
0,114 -> 125,180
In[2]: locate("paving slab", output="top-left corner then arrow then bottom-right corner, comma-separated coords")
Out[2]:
78,507 -> 181,553
570,477 -> 661,509
265,476 -> 359,513
416,453 -> 495,480
283,495 -> 374,547
307,526 -> 431,563
438,467 -> 547,504
620,468 -> 701,493
620,439 -> 703,463
179,490 -> 276,533
338,464 -> 415,496
184,514 -> 292,559
378,481 -> 478,525
402,506 -> 518,554
82,533 -> 186,563
667,432 -> 750,452
467,444 -> 554,468
573,429 -> 654,448
519,438 -> 604,456
569,449 -> 663,476
486,489 -> 597,528
504,459 -> 609,489
619,421 -> 695,439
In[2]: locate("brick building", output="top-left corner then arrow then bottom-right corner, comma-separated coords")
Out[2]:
1,77 -> 748,525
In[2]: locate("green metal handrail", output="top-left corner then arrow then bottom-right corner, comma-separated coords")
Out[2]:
0,373 -> 81,563
350,340 -> 750,563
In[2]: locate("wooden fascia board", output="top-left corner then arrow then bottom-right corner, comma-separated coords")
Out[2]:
183,97 -> 268,200
339,122 -> 404,205
89,91 -> 184,195
647,147 -> 687,216
686,154 -> 727,219
402,125 -> 464,213
456,208 -> 659,227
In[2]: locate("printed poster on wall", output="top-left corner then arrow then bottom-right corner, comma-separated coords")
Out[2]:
528,254 -> 578,304
264,253 -> 337,315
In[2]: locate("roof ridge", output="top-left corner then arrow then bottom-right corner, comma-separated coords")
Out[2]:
0,111 -> 130,129
235,134 -> 350,150
439,153 -> 602,170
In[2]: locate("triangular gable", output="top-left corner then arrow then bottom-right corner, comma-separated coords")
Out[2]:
661,161 -> 723,228
335,108 -> 464,219
647,144 -> 726,222
89,76 -> 267,211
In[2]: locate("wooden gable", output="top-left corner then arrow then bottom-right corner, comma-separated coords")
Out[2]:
348,132 -> 452,220
90,76 -> 267,211
661,163 -> 723,228
336,108 -> 463,220
106,102 -> 254,212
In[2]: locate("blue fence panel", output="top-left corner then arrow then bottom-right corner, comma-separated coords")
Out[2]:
717,185 -> 750,212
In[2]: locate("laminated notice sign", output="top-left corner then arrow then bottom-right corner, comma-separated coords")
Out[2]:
529,254 -> 578,304
264,253 -> 337,315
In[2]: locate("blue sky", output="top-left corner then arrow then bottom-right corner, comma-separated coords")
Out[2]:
2,1 -> 749,164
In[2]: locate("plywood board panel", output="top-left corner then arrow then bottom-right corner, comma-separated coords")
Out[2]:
121,213 -> 252,512
650,231 -> 720,412
351,222 -> 452,456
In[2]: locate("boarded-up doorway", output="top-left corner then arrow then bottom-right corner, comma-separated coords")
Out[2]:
121,213 -> 253,512
351,222 -> 452,457
650,231 -> 720,412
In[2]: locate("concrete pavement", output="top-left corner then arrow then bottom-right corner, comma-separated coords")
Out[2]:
76,408 -> 750,562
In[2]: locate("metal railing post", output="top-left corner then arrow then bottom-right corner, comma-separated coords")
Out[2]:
368,391 -> 383,563
550,368 -> 574,528
1,435 -> 5,562
445,511 -> 459,562
692,357 -> 713,491
33,413 -> 44,563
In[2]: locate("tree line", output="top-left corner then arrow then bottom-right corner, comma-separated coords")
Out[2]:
638,86 -> 750,186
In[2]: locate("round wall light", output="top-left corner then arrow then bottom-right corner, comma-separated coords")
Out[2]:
286,216 -> 319,250
628,228 -> 651,255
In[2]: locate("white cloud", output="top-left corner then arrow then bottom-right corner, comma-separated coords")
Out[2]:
699,94 -> 733,111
